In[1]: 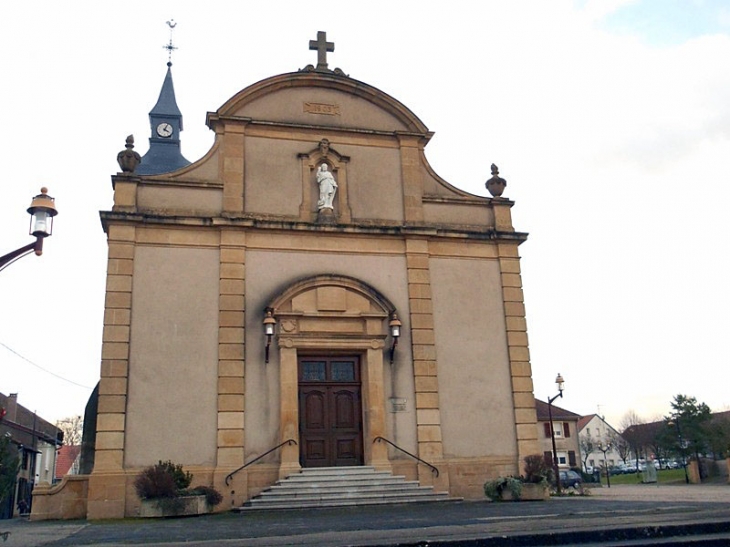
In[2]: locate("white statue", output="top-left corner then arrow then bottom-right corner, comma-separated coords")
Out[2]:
316,164 -> 338,210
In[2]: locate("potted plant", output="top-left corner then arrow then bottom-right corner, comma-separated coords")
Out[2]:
134,460 -> 222,517
519,454 -> 550,500
484,476 -> 523,501
484,455 -> 550,501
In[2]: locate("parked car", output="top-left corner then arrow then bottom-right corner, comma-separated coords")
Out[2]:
559,470 -> 582,488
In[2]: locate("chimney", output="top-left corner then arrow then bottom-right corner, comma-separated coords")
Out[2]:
6,393 -> 18,422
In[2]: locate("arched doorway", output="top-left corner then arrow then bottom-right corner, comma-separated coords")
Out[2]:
266,275 -> 397,477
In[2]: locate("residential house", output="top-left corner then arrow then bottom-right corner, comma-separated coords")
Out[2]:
623,410 -> 730,470
55,445 -> 81,482
535,399 -> 581,470
0,393 -> 62,518
577,414 -> 624,471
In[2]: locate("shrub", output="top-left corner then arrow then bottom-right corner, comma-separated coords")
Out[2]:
134,463 -> 177,500
523,454 -> 550,485
189,485 -> 223,507
135,460 -> 223,510
157,460 -> 192,491
134,460 -> 192,500
484,476 -> 522,501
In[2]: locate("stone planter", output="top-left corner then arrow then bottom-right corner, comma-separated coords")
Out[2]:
139,495 -> 209,518
519,483 -> 549,501
499,483 -> 548,501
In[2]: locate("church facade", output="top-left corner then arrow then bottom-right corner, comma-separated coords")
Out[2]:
86,34 -> 539,519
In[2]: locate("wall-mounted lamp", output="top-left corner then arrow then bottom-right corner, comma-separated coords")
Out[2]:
389,312 -> 402,364
263,308 -> 276,364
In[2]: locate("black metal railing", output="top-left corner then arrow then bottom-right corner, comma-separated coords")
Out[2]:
373,436 -> 439,477
225,439 -> 297,486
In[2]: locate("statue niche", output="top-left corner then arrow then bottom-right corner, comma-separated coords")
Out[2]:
298,139 -> 351,224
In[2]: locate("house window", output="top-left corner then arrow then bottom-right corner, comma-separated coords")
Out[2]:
589,459 -> 595,467
557,452 -> 567,466
554,423 -> 563,438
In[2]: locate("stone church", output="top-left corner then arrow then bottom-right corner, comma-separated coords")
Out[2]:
55,32 -> 538,519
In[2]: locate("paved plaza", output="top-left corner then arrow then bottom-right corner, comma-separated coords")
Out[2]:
2,484 -> 729,546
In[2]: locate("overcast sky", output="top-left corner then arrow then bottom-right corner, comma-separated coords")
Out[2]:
1,0 -> 728,431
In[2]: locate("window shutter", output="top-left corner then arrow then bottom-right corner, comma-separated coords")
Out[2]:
563,422 -> 571,438
543,451 -> 552,467
543,423 -> 551,438
568,450 -> 577,467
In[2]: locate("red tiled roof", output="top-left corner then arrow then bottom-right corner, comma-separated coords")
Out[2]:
577,414 -> 597,430
55,445 -> 81,479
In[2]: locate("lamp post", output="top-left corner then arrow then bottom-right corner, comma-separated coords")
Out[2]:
668,416 -> 690,484
547,373 -> 565,494
0,188 -> 58,272
598,441 -> 612,488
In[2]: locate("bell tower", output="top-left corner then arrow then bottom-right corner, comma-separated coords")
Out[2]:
137,22 -> 190,175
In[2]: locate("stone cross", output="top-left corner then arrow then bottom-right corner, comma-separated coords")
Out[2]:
309,31 -> 334,71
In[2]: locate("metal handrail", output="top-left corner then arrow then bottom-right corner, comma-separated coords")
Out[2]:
373,436 -> 439,477
225,438 -> 297,486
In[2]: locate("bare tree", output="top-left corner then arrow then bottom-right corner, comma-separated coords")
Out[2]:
56,415 -> 83,446
615,435 -> 631,464
619,410 -> 643,432
579,431 -> 596,471
619,410 -> 645,468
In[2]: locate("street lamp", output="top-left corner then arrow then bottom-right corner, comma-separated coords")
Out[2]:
598,441 -> 613,488
547,373 -> 565,494
668,416 -> 690,484
0,188 -> 58,272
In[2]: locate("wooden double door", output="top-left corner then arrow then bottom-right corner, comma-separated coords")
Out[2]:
298,356 -> 363,467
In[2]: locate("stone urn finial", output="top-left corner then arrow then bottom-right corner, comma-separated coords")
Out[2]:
486,163 -> 507,198
117,135 -> 142,174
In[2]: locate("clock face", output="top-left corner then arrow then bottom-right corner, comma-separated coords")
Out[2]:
156,123 -> 173,138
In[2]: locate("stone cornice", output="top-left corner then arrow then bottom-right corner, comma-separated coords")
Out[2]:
98,210 -> 528,243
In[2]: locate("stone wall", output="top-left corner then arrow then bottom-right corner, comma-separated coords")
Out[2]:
30,475 -> 89,521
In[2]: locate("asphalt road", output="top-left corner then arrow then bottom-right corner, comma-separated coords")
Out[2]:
3,484 -> 730,546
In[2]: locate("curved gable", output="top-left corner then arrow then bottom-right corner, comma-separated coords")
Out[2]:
209,72 -> 429,134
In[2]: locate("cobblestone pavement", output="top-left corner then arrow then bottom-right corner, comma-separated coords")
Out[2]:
1,483 -> 728,547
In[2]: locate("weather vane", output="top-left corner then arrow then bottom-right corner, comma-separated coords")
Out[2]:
163,19 -> 178,65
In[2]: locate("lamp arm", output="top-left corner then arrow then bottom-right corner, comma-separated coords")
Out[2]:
547,391 -> 563,405
0,238 -> 42,272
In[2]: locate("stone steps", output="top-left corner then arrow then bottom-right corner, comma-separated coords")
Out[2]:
236,466 -> 462,511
